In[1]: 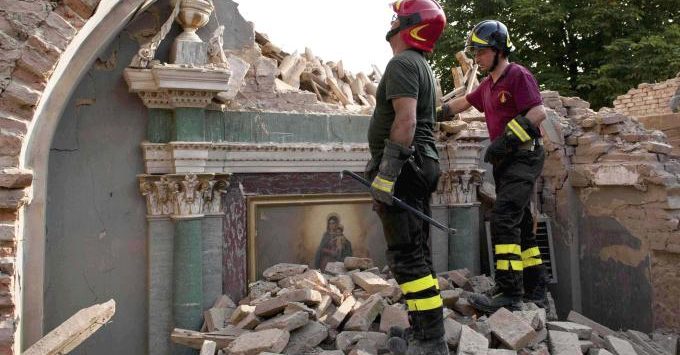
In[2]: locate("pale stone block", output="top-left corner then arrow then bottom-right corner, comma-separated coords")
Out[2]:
225,328 -> 290,355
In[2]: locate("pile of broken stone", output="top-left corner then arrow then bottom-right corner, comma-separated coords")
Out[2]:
171,257 -> 678,355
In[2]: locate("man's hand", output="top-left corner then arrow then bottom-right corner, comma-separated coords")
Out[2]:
370,140 -> 414,205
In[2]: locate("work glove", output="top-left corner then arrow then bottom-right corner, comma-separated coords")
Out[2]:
435,104 -> 451,122
484,115 -> 539,165
370,139 -> 414,205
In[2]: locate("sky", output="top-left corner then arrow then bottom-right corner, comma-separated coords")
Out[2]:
236,0 -> 394,75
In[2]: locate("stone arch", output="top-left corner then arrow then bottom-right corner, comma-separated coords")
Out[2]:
8,0 -> 151,351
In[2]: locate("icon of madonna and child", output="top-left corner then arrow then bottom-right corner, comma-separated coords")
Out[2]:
313,213 -> 354,270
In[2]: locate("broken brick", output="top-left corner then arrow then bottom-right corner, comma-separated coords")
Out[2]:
255,289 -> 322,317
379,304 -> 409,333
488,308 -> 537,350
549,330 -> 582,355
225,328 -> 290,355
344,257 -> 374,270
326,295 -> 356,329
255,310 -> 309,331
457,324 -> 489,355
351,271 -> 391,294
344,294 -> 384,331
547,321 -> 592,340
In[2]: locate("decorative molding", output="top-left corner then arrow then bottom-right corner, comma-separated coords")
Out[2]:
175,0 -> 214,43
433,169 -> 485,206
438,142 -> 486,171
141,142 -> 371,174
124,65 -> 231,109
139,173 -> 230,217
130,0 -> 181,68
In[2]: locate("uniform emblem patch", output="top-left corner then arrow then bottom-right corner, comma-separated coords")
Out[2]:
498,90 -> 512,104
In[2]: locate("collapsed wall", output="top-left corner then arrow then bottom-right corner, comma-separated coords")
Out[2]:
540,91 -> 680,332
613,75 -> 680,157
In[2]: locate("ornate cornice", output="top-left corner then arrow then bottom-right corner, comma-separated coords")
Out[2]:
141,142 -> 371,174
138,173 -> 230,218
123,65 -> 231,109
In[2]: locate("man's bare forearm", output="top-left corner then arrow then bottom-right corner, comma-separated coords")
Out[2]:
390,112 -> 416,146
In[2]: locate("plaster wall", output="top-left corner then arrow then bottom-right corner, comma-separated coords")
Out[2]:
44,33 -> 148,354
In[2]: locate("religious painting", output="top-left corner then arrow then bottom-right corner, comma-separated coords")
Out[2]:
247,193 -> 386,282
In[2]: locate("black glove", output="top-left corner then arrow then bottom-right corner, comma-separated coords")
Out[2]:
484,115 -> 539,165
435,104 -> 451,122
370,139 -> 414,205
504,115 -> 540,146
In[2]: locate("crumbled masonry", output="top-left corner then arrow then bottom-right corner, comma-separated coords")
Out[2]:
171,259 -> 679,355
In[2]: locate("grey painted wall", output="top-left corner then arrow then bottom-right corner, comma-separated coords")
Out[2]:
45,31 -> 149,355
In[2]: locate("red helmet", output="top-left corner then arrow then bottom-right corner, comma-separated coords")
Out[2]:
388,0 -> 446,52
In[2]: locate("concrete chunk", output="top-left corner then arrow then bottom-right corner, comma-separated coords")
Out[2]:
225,328 -> 290,355
488,307 -> 537,350
255,310 -> 309,331
336,331 -> 387,353
344,257 -> 374,270
441,289 -> 462,309
605,335 -> 637,355
549,330 -> 582,355
444,318 -> 463,348
255,289 -> 322,317
514,309 -> 546,330
283,321 -> 328,354
330,275 -> 355,295
230,304 -> 256,324
547,321 -> 593,340
262,263 -> 308,281
325,261 -> 348,275
567,311 -> 615,338
457,325 -> 489,355
344,294 -> 384,331
351,271 -> 391,294
652,332 -> 678,355
326,295 -> 357,329
379,304 -> 409,333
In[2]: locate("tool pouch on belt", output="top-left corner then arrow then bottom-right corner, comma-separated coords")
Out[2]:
484,115 -> 540,165
370,139 -> 414,205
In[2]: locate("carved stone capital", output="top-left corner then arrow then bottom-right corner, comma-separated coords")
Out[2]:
433,169 -> 485,206
139,173 -> 230,217
438,141 -> 486,171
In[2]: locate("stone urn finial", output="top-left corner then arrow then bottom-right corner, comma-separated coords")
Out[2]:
174,0 -> 214,43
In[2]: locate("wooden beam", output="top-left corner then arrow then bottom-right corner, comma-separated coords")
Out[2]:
326,77 -> 350,105
171,328 -> 244,350
24,299 -> 116,355
452,66 -> 464,89
465,64 -> 479,95
456,51 -> 472,74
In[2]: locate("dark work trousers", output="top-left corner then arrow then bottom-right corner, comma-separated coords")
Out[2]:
491,145 -> 546,297
370,153 -> 444,340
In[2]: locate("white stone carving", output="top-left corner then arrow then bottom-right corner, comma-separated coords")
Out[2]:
139,173 -> 230,217
130,0 -> 181,68
433,169 -> 484,206
175,0 -> 214,43
141,142 -> 371,174
124,65 -> 230,109
207,25 -> 229,68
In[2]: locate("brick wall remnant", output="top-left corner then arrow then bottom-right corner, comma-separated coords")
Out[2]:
540,90 -> 680,331
613,76 -> 680,118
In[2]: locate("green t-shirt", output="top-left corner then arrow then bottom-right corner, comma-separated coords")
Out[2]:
367,49 -> 439,162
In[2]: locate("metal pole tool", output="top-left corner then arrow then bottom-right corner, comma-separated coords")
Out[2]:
341,170 -> 456,235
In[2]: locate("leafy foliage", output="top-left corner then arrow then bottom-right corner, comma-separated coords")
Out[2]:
430,0 -> 680,109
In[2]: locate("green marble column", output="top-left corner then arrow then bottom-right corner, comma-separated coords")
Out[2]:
148,109 -> 174,143
172,217 -> 203,331
448,204 -> 481,274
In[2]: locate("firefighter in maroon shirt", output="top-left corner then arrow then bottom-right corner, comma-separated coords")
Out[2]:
439,20 -> 549,313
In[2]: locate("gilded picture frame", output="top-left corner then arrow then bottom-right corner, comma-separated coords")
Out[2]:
247,193 -> 386,282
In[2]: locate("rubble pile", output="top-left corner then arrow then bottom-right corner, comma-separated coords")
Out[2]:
224,31 -> 385,114
171,258 -> 678,355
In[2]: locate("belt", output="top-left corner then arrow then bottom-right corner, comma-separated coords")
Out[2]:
518,138 -> 542,151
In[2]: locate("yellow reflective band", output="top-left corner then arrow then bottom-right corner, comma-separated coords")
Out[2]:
506,32 -> 514,49
371,176 -> 394,192
400,275 -> 437,295
523,257 -> 543,268
496,260 -> 509,270
522,247 -> 541,260
406,295 -> 443,311
496,260 -> 524,271
508,119 -> 531,142
410,24 -> 429,42
495,244 -> 521,256
434,276 -> 440,290
394,0 -> 402,11
511,260 -> 524,270
471,32 -> 488,45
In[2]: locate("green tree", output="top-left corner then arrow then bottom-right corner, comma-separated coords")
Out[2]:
431,0 -> 680,109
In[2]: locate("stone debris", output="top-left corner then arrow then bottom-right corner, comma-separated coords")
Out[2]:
547,321 -> 593,340
172,261 -> 679,355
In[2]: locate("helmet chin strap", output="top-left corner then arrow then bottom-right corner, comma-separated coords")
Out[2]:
490,49 -> 500,72
385,27 -> 400,42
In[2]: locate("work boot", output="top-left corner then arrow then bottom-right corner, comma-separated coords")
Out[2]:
468,290 -> 521,314
406,337 -> 449,355
387,326 -> 449,355
523,267 -> 549,308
